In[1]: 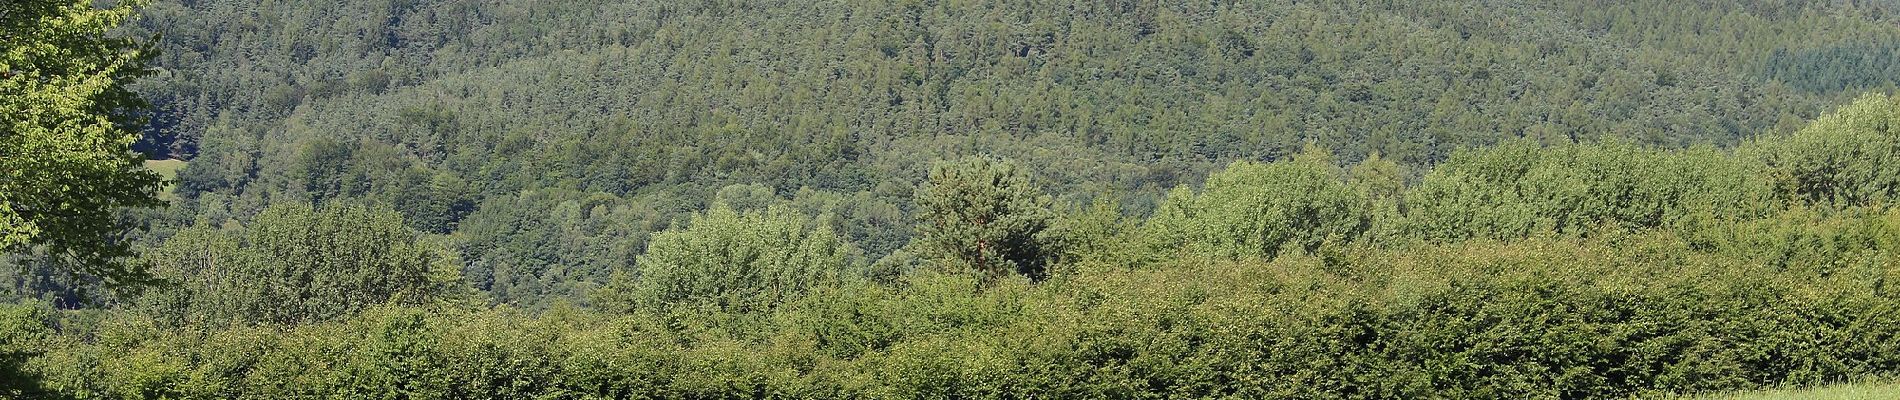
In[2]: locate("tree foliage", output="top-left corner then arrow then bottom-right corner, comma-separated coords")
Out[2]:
1755,93 -> 1900,207
596,205 -> 856,314
136,203 -> 452,326
0,0 -> 161,285
22,228 -> 1900,399
0,302 -> 54,397
12,0 -> 1900,397
914,157 -> 1057,280
7,94 -> 1900,398
1404,140 -> 1778,242
1143,148 -> 1370,260
100,0 -> 1900,306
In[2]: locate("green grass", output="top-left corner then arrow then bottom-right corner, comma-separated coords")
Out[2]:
1691,380 -> 1900,400
144,159 -> 186,201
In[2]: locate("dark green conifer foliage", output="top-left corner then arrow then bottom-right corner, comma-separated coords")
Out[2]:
914,157 -> 1057,280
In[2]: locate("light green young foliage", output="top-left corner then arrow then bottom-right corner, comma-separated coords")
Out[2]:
138,203 -> 449,326
1143,149 -> 1369,260
1755,93 -> 1900,207
1349,153 -> 1408,242
599,205 -> 854,314
1405,140 -> 1776,241
0,0 -> 161,285
0,302 -> 53,396
1043,197 -> 1138,269
913,157 -> 1058,280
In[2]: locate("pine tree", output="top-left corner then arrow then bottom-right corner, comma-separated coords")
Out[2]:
913,156 -> 1057,281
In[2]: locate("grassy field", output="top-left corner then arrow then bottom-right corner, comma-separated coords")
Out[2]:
144,159 -> 186,201
1693,380 -> 1900,400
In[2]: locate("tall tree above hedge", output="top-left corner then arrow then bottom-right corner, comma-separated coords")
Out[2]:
1756,93 -> 1900,207
914,157 -> 1058,281
1142,148 -> 1370,260
596,205 -> 855,314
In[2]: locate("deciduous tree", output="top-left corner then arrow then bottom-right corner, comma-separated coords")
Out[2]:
0,0 -> 160,285
596,205 -> 854,313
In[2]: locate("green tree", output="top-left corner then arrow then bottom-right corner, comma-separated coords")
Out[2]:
913,156 -> 1057,280
1754,93 -> 1900,207
137,203 -> 453,326
1405,140 -> 1776,242
1349,153 -> 1409,241
0,302 -> 55,397
103,0 -> 1900,308
1142,149 -> 1370,260
596,205 -> 855,314
0,0 -> 161,285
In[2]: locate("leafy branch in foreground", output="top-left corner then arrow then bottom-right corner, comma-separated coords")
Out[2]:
1,0 -> 161,286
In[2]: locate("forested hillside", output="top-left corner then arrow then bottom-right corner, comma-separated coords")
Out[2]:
14,93 -> 1900,399
6,0 -> 1900,398
73,0 -> 1899,309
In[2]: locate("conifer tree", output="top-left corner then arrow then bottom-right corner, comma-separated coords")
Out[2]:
914,156 -> 1057,280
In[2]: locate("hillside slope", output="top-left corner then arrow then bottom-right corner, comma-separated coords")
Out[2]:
111,0 -> 1900,308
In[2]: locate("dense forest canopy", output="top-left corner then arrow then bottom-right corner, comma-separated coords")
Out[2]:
76,0 -> 1900,309
5,0 -> 1900,398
